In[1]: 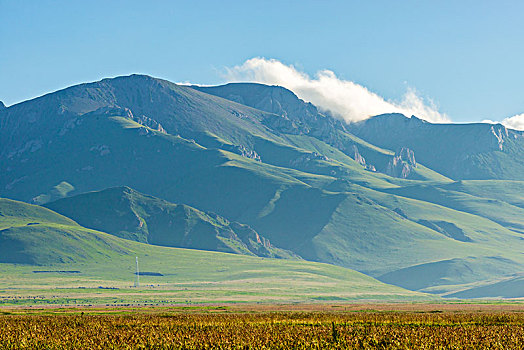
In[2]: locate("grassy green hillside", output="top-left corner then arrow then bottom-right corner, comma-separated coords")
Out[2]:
383,184 -> 524,234
335,183 -> 524,287
379,257 -> 524,295
0,198 -> 77,229
441,180 -> 524,209
45,186 -> 297,259
445,274 -> 524,299
0,199 -> 427,304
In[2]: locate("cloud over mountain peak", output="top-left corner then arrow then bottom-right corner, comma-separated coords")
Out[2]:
224,57 -> 450,124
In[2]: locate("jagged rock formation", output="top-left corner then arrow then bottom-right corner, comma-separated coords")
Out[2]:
365,164 -> 377,172
490,125 -> 508,151
132,114 -> 166,133
351,145 -> 377,171
348,113 -> 524,180
85,106 -> 167,133
386,147 -> 417,179
290,152 -> 329,168
225,144 -> 261,161
228,221 -> 275,255
352,145 -> 366,166
398,147 -> 417,167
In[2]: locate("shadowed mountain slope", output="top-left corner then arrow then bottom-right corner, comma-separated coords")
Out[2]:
45,186 -> 297,259
347,113 -> 524,180
194,83 -> 450,182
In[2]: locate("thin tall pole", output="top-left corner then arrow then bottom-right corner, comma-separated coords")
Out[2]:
135,256 -> 139,287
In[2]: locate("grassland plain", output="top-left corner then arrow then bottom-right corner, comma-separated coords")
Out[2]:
0,196 -> 429,307
0,254 -> 429,307
1,304 -> 524,349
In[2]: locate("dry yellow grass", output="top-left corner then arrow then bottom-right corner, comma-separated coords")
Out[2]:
1,305 -> 524,349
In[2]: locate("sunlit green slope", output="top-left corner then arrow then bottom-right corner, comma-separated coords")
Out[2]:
0,198 -> 427,302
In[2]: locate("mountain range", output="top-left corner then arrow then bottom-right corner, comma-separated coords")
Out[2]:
2,74 -> 524,299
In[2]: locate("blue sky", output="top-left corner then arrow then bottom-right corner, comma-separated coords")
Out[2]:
1,0 -> 523,123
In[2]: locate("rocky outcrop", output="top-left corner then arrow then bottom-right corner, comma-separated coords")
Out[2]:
290,152 -> 329,168
86,106 -> 167,133
131,115 -> 167,133
6,138 -> 43,159
352,145 -> 366,166
262,114 -> 305,135
221,144 -> 261,161
490,125 -> 508,151
397,147 -> 416,167
350,145 -> 377,172
89,144 -> 111,156
386,147 -> 417,179
227,222 -> 283,257
0,101 -> 6,110
236,146 -> 261,161
85,105 -> 133,118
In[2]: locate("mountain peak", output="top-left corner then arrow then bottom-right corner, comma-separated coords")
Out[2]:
101,73 -> 159,82
367,113 -> 414,123
0,101 -> 5,110
192,82 -> 317,114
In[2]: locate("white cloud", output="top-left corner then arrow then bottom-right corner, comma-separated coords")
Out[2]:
483,114 -> 524,131
224,58 -> 450,123
501,114 -> 524,131
177,81 -> 214,87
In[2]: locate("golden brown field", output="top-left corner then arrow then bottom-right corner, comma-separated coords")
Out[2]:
1,304 -> 524,349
